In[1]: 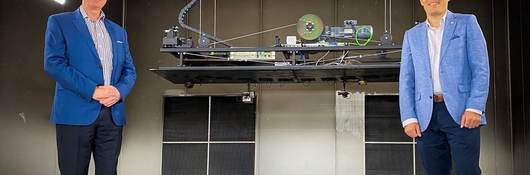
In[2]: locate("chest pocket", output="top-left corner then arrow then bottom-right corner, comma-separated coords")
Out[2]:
114,40 -> 126,62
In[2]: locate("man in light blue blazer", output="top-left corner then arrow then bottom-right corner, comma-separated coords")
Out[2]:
44,0 -> 136,174
399,0 -> 489,174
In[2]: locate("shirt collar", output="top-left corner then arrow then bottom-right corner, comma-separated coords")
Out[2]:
426,10 -> 448,29
79,6 -> 106,22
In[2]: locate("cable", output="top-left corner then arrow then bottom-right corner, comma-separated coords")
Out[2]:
384,0 -> 387,32
184,52 -> 276,65
185,52 -> 227,59
343,50 -> 401,59
213,0 -> 217,48
315,51 -> 331,65
325,50 -> 349,65
339,51 -> 349,64
199,0 -> 202,38
178,0 -> 232,47
390,0 -> 392,34
354,27 -> 373,46
210,23 -> 297,46
301,50 -> 402,65
332,37 -> 381,43
348,58 -> 363,64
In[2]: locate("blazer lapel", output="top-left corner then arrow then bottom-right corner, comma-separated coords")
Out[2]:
104,20 -> 119,83
73,9 -> 99,59
440,11 -> 457,64
416,22 -> 433,78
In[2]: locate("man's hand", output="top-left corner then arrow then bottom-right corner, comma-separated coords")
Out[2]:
460,111 -> 481,129
92,86 -> 112,100
92,86 -> 121,107
404,122 -> 422,138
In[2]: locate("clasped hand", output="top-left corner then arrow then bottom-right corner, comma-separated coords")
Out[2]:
92,86 -> 121,107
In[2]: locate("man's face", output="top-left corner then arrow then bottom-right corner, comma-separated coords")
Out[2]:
83,0 -> 107,10
420,0 -> 449,17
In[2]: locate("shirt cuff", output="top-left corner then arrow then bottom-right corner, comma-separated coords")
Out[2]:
402,118 -> 418,127
465,108 -> 483,115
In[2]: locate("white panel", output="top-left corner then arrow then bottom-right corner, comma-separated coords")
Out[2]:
257,84 -> 336,175
335,91 -> 365,175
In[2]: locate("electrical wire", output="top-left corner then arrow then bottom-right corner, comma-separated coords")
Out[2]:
300,50 -> 402,66
339,51 -> 350,64
390,0 -> 393,34
332,37 -> 381,43
325,50 -> 350,65
184,52 -> 276,65
354,27 -> 374,46
384,0 -> 387,32
199,0 -> 202,37
210,23 -> 297,46
183,50 -> 398,67
213,0 -> 217,48
343,49 -> 401,59
315,51 -> 331,65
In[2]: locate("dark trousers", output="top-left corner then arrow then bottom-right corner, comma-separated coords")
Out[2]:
418,102 -> 481,175
56,107 -> 123,175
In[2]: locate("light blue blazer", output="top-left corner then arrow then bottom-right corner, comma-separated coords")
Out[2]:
44,9 -> 136,126
399,11 -> 490,131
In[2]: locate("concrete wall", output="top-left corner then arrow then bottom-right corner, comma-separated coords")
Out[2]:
0,0 -> 514,175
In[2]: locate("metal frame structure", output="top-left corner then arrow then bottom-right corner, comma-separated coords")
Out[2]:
153,45 -> 402,86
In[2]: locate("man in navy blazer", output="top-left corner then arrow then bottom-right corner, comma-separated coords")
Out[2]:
44,0 -> 136,174
399,0 -> 489,174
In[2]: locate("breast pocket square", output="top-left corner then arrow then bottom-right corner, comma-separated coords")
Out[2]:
117,41 -> 124,44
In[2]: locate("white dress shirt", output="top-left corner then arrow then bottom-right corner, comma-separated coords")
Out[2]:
80,6 -> 113,86
428,13 -> 446,95
402,12 -> 482,127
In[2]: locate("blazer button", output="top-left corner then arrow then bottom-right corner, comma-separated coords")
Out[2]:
429,96 -> 433,99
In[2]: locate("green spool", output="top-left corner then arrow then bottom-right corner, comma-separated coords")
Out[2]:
297,14 -> 324,41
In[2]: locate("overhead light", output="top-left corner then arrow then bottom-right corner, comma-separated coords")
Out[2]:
54,0 -> 65,5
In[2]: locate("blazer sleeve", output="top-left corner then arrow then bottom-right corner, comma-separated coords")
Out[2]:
399,31 -> 418,123
44,16 -> 97,102
114,30 -> 137,101
465,15 -> 490,113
